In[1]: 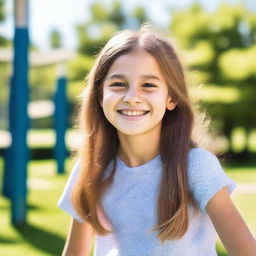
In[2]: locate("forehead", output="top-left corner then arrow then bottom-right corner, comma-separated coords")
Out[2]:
106,48 -> 164,78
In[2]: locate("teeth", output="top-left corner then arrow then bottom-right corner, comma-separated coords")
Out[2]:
120,110 -> 147,116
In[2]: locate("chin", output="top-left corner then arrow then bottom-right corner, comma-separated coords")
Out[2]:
118,128 -> 152,137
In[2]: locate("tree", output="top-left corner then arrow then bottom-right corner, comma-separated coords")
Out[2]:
0,0 -> 8,46
170,3 -> 256,156
132,6 -> 148,27
0,0 -> 5,22
50,29 -> 62,48
76,0 -> 149,56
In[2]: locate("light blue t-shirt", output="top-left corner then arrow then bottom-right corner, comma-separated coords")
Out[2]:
58,147 -> 236,256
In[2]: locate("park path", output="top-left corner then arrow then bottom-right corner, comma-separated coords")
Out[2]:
233,183 -> 256,194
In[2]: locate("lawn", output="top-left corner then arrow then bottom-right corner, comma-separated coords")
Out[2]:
0,157 -> 255,256
216,161 -> 256,255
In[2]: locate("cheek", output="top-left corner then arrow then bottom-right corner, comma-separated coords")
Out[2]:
101,92 -> 120,120
103,89 -> 122,104
149,92 -> 168,107
102,94 -> 114,109
102,89 -> 112,104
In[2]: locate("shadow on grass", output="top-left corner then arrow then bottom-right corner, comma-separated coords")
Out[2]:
27,204 -> 44,211
0,203 -> 42,211
14,223 -> 65,255
221,153 -> 256,169
0,237 -> 19,244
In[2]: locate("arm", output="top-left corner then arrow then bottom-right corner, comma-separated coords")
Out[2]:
62,218 -> 95,256
207,187 -> 256,256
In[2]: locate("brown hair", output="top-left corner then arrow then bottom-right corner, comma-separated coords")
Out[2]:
72,24 -> 207,242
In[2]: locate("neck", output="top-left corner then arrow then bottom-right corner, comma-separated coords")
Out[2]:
117,129 -> 161,167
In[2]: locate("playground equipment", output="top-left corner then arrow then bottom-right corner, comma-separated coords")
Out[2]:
4,0 -> 30,225
0,0 -> 75,224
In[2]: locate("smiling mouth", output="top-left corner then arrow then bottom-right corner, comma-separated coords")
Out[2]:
117,110 -> 150,116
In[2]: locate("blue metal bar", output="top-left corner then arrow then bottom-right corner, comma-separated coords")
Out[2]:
2,76 -> 14,199
11,25 -> 30,224
3,0 -> 30,224
53,76 -> 68,174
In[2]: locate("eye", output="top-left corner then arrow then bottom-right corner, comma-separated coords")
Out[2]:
142,83 -> 157,88
109,82 -> 126,87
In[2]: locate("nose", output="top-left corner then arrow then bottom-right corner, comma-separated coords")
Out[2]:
123,87 -> 141,105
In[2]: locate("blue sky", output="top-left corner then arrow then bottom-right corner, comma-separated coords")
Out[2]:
0,0 -> 255,51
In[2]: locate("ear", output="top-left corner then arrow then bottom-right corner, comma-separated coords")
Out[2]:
166,97 -> 176,111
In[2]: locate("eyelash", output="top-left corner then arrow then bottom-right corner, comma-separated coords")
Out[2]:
109,82 -> 157,88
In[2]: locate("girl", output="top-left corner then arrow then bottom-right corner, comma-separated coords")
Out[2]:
58,25 -> 256,256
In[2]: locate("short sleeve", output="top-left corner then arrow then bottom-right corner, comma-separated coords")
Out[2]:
187,148 -> 236,212
57,160 -> 84,222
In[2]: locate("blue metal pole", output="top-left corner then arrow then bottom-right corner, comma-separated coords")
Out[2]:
53,67 -> 68,174
2,76 -> 15,198
9,0 -> 29,224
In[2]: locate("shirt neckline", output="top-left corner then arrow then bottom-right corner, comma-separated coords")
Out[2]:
116,154 -> 161,174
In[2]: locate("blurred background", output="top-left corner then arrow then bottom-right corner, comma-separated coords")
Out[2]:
0,0 -> 255,255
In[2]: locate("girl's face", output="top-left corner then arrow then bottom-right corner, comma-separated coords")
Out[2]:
101,48 -> 176,138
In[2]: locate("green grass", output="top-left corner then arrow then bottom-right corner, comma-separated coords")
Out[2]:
216,161 -> 256,255
0,157 -> 255,256
226,163 -> 256,231
0,158 -> 80,256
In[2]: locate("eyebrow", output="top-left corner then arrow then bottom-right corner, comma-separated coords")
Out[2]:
105,74 -> 161,81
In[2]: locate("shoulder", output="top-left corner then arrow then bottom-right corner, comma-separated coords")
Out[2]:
187,147 -> 236,211
187,147 -> 222,175
187,147 -> 224,181
188,147 -> 219,163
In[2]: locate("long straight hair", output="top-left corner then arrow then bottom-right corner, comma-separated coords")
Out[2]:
72,25 -> 204,242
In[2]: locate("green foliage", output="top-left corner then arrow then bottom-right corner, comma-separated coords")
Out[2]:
90,2 -> 109,21
170,4 -> 210,48
50,29 -> 62,49
184,40 -> 215,68
132,6 -> 148,25
0,0 -> 9,47
170,3 -> 256,154
68,55 -> 94,81
0,0 -> 5,22
218,46 -> 256,80
76,0 -> 149,56
76,1 -> 123,56
0,36 -> 8,46
191,84 -> 240,103
0,63 -> 9,101
108,0 -> 126,28
29,65 -> 56,101
77,22 -> 117,56
186,70 -> 211,84
0,63 -> 8,130
245,11 -> 256,44
67,80 -> 84,102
